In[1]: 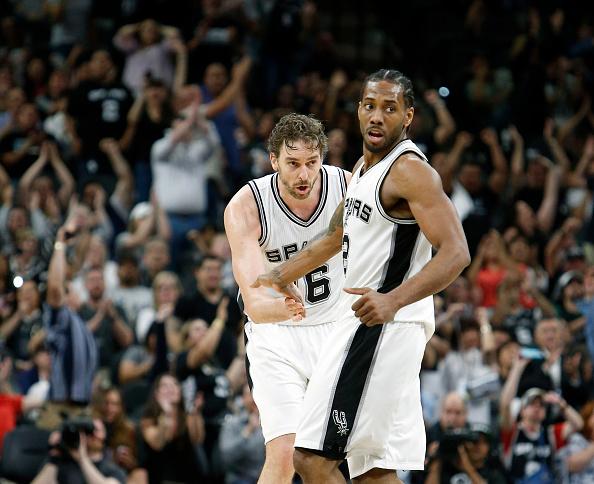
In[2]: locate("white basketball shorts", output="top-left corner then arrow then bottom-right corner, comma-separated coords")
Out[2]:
244,320 -> 337,443
294,318 -> 428,478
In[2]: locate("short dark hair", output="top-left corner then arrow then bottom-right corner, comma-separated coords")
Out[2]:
267,113 -> 328,159
194,254 -> 223,271
361,69 -> 415,108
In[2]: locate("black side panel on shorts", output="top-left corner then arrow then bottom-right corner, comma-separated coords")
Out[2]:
244,331 -> 254,391
319,324 -> 383,459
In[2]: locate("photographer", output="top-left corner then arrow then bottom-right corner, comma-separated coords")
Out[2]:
426,425 -> 507,484
32,417 -> 126,484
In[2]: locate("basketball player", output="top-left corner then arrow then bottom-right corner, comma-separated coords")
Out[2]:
252,70 -> 470,483
224,113 -> 350,483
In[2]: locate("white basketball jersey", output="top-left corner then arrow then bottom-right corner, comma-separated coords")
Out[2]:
248,165 -> 348,326
342,139 -> 435,337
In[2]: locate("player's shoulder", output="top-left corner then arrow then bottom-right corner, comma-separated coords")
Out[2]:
323,164 -> 352,186
225,183 -> 260,222
389,152 -> 441,195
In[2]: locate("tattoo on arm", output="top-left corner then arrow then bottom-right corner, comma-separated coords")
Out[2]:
327,202 -> 344,236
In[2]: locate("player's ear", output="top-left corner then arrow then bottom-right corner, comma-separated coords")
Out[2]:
270,152 -> 279,172
404,106 -> 414,129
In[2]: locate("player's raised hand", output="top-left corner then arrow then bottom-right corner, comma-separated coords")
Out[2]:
344,287 -> 398,326
251,274 -> 304,305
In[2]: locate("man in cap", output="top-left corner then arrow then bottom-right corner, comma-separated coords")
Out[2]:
500,350 -> 584,483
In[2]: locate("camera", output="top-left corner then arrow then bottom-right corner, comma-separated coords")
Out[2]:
59,416 -> 95,451
439,428 -> 478,458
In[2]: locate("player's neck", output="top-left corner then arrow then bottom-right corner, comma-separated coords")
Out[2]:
362,134 -> 408,170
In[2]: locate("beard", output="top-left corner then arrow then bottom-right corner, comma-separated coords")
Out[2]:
362,123 -> 407,154
279,172 -> 318,200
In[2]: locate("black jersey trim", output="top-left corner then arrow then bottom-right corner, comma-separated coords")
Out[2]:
248,181 -> 268,246
271,166 -> 328,227
377,223 -> 420,294
338,168 -> 348,197
375,146 -> 427,224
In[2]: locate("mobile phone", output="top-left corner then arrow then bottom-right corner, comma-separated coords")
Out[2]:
520,347 -> 545,360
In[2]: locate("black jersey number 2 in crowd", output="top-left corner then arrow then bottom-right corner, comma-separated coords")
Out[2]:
304,264 -> 331,304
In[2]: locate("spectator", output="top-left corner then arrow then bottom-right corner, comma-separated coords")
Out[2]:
115,195 -> 171,257
139,237 -> 171,287
439,311 -> 498,425
426,424 -> 507,484
93,387 -> 147,483
219,384 -> 265,484
120,78 -> 175,203
67,49 -> 133,180
0,102 -> 47,180
113,19 -> 185,96
175,254 -> 243,368
37,223 -> 97,430
31,418 -> 127,484
77,268 -> 133,371
200,61 -> 255,181
426,392 -> 469,460
151,98 -> 223,262
111,251 -> 153,327
559,400 -> 594,483
71,235 -> 119,303
0,344 -> 43,451
140,373 -> 205,483
0,279 -> 43,368
18,141 -> 75,220
500,354 -> 584,483
467,230 -> 517,308
135,271 -> 182,348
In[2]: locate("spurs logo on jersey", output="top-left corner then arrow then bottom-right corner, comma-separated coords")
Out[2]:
245,165 -> 348,326
344,197 -> 372,224
342,139 -> 436,335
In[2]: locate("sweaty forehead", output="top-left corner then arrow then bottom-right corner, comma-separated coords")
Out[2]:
363,81 -> 403,101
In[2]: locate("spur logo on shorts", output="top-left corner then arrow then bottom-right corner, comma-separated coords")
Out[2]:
332,410 -> 349,436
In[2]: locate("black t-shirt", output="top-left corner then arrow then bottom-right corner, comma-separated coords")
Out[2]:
127,107 -> 173,163
55,455 -> 126,484
78,303 -> 129,368
68,80 -> 133,161
175,351 -> 230,423
461,186 -> 499,257
0,130 -> 48,179
439,459 -> 508,484
175,290 -> 242,368
141,430 -> 203,484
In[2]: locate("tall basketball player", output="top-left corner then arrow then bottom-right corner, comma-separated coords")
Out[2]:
224,113 -> 350,483
252,70 -> 470,483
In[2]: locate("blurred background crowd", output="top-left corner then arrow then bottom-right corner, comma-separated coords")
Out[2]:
1,0 -> 594,482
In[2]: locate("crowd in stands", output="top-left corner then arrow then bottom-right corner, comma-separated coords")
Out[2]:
0,0 -> 594,482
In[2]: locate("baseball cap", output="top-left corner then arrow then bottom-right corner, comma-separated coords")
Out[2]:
521,388 -> 546,408
129,202 -> 153,221
470,423 -> 492,439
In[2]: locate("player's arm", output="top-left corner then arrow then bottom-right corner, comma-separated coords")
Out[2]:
251,200 -> 344,293
224,186 -> 303,323
252,164 -> 355,294
385,155 -> 470,309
